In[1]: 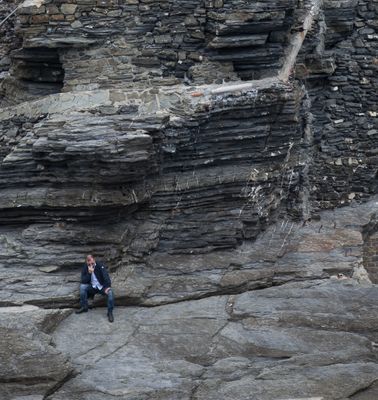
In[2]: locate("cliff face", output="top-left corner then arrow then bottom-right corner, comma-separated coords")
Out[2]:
303,0 -> 378,209
0,0 -> 378,399
4,0 -> 301,94
0,0 -> 376,305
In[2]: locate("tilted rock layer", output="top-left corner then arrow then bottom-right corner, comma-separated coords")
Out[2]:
0,0 -> 377,399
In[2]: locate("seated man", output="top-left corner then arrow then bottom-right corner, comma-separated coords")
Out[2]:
75,254 -> 114,322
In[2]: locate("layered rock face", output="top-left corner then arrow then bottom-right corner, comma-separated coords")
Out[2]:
0,0 -> 378,399
0,81 -> 309,307
299,0 -> 378,209
13,0 -> 300,91
0,1 -> 21,79
0,0 -> 376,306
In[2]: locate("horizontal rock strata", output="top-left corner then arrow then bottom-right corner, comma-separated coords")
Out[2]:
11,0 -> 301,95
0,0 -> 376,308
0,1 -> 377,399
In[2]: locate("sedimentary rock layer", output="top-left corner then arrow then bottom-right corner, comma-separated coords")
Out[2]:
0,1 -> 377,399
0,0 -> 377,306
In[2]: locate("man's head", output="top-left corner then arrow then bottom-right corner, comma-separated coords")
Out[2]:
86,255 -> 96,267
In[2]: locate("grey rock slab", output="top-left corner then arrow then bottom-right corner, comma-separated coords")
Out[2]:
0,306 -> 74,400
0,304 -> 71,333
194,362 -> 378,400
231,280 -> 378,343
49,281 -> 378,400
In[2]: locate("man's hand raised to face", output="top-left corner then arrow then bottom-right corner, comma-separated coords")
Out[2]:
87,263 -> 95,273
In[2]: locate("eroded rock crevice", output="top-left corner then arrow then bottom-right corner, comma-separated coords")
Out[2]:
9,47 -> 64,99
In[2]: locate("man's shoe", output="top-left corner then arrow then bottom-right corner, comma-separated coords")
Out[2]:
107,312 -> 114,323
75,307 -> 88,314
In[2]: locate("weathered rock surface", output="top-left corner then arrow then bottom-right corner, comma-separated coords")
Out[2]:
0,305 -> 73,400
8,0 -> 302,97
0,182 -> 376,308
0,0 -> 377,399
1,200 -> 378,399
0,80 -> 308,306
296,0 -> 378,209
117,197 -> 378,305
0,0 -> 376,305
47,280 -> 378,400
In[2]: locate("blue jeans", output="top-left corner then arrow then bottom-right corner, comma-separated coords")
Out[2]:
80,284 -> 114,313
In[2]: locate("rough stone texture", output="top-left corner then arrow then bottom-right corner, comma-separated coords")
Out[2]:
0,0 -> 308,103
363,214 -> 378,283
0,1 -> 21,86
0,0 -> 377,399
1,200 -> 377,399
296,0 -> 378,208
48,280 -> 378,400
0,80 -> 310,307
18,0 -> 301,88
117,197 -> 378,305
0,305 -> 74,399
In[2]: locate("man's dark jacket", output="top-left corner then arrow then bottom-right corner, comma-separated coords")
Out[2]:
81,262 -> 111,289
